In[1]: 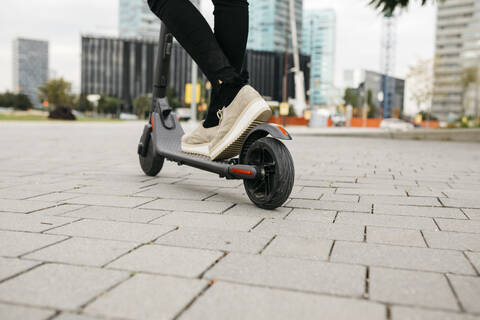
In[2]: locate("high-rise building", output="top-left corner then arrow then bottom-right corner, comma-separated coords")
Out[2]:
343,69 -> 405,118
432,0 -> 480,120
12,38 -> 49,107
247,0 -> 304,52
119,0 -> 161,40
118,0 -> 200,40
302,9 -> 336,106
80,36 -> 310,107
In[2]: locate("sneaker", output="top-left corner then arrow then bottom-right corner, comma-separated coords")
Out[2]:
208,85 -> 272,160
181,121 -> 219,156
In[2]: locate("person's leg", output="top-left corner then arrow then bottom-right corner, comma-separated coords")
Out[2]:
203,0 -> 250,128
147,0 -> 239,86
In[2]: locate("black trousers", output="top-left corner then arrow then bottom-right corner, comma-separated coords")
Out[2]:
147,0 -> 249,86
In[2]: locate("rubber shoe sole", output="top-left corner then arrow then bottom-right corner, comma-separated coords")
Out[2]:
181,142 -> 210,157
209,99 -> 272,160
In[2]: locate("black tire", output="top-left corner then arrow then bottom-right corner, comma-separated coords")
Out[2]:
139,133 -> 164,176
242,137 -> 294,210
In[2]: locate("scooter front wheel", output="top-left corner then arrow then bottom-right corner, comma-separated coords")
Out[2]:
243,137 -> 294,210
139,133 -> 164,177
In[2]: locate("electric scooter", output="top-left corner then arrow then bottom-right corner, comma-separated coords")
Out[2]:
137,23 -> 295,209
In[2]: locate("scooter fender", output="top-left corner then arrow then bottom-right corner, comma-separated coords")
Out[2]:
240,123 -> 292,163
244,123 -> 292,142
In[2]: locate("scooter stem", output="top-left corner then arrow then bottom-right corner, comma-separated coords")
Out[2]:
153,23 -> 173,100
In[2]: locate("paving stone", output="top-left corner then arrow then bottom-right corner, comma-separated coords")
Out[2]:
374,204 -> 465,219
335,211 -> 437,230
285,208 -> 336,223
85,274 -> 206,320
262,236 -> 332,260
360,196 -> 441,206
253,219 -> 364,241
464,209 -> 480,220
289,187 -> 326,200
0,257 -> 39,282
447,275 -> 480,313
0,213 -> 78,232
392,306 -> 480,320
180,282 -> 386,320
287,199 -> 371,212
331,241 -> 476,275
0,302 -> 55,320
140,199 -> 233,213
134,183 -> 217,200
62,206 -> 166,223
27,192 -> 80,203
205,253 -> 366,297
0,230 -> 67,257
336,188 -> 405,196
436,219 -> 480,234
465,252 -> 480,273
367,226 -> 426,247
28,204 -> 85,216
0,199 -> 57,213
177,178 -> 242,188
443,190 -> 480,200
321,193 -> 360,202
423,230 -> 480,251
54,314 -> 102,320
107,244 -> 223,277
66,194 -> 153,208
370,267 -> 458,310
25,237 -> 138,267
47,219 -> 175,242
223,204 -> 290,218
151,211 -> 261,232
0,264 -> 128,309
155,227 -> 270,253
441,198 -> 480,209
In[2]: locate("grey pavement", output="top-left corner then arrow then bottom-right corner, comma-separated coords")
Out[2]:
0,121 -> 480,320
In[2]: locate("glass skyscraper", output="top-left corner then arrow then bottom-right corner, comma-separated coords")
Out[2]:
247,0 -> 304,52
432,0 -> 480,120
118,0 -> 201,40
302,9 -> 336,107
12,38 -> 49,107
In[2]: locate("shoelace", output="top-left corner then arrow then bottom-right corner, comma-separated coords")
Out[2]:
216,107 -> 225,125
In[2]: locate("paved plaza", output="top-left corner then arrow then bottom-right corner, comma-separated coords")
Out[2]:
0,121 -> 479,320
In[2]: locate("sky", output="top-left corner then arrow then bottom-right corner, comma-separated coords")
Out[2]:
0,0 -> 436,94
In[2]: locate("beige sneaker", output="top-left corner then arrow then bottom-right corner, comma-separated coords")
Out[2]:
209,85 -> 272,160
181,121 -> 219,156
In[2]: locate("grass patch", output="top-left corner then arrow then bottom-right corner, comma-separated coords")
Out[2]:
0,114 -> 125,122
0,114 -> 48,121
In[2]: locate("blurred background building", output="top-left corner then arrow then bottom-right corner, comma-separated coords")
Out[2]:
344,69 -> 405,118
12,38 -> 49,107
432,0 -> 480,120
80,35 -> 310,108
302,9 -> 336,107
247,0 -> 304,52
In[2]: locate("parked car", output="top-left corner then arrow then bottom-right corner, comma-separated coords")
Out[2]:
331,113 -> 346,127
380,118 -> 415,131
176,108 -> 192,121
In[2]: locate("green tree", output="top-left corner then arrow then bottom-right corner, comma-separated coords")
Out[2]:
38,78 -> 73,107
460,66 -> 479,117
133,94 -> 151,119
367,89 -> 377,118
344,88 -> 359,108
97,95 -> 122,115
0,92 -> 18,108
369,0 -> 433,13
15,93 -> 33,110
167,86 -> 182,110
75,94 -> 93,112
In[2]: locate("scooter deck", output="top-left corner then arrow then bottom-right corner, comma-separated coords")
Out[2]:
149,105 -> 258,180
